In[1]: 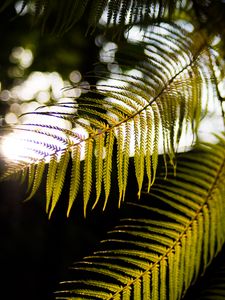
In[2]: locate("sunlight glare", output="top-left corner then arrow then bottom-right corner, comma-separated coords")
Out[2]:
1,132 -> 37,162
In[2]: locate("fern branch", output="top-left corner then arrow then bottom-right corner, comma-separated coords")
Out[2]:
1,24 -> 215,217
55,137 -> 225,299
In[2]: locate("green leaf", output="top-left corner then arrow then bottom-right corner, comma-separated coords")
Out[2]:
25,160 -> 45,201
83,139 -> 94,217
55,140 -> 225,299
67,145 -> 81,216
48,150 -> 70,218
1,23 -> 215,217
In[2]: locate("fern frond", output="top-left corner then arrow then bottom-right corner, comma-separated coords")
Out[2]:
25,159 -> 45,201
46,153 -> 58,213
116,123 -> 124,204
48,150 -> 70,218
83,138 -> 94,217
0,0 -> 179,34
1,23 -> 215,216
55,138 -> 225,299
27,163 -> 35,192
92,134 -> 105,209
103,129 -> 115,210
67,145 -> 81,216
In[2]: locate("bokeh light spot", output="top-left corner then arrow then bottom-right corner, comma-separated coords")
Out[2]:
5,112 -> 18,124
69,70 -> 81,83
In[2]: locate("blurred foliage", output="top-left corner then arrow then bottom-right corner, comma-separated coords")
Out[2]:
0,4 -> 100,88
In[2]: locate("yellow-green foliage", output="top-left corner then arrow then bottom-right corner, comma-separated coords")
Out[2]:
55,137 -> 225,299
1,24 -> 214,218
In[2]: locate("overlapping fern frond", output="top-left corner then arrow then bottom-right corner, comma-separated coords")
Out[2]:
55,136 -> 225,300
0,0 -> 178,34
1,23 -> 214,217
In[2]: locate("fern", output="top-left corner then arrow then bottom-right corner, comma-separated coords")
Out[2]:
0,0 -> 179,34
54,137 -> 225,299
0,23 -> 215,217
1,1 -> 225,300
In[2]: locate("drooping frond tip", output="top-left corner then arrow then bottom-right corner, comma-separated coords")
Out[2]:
0,23 -> 214,217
